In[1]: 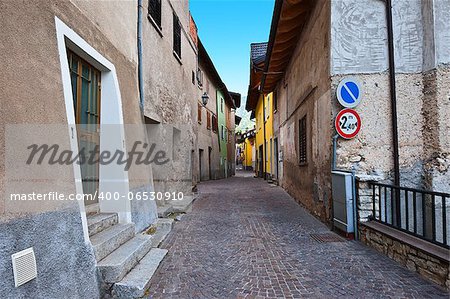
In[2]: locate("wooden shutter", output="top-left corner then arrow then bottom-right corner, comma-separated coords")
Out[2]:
207,111 -> 211,130
198,103 -> 202,123
212,114 -> 218,133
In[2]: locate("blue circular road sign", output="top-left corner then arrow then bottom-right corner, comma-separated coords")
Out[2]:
336,78 -> 362,108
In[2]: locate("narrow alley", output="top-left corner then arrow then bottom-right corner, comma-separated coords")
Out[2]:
147,173 -> 448,298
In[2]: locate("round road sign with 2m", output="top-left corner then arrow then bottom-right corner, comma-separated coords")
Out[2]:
336,77 -> 363,108
335,108 -> 361,139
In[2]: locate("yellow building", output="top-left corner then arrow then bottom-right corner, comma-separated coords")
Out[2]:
254,93 -> 273,178
242,129 -> 255,170
246,42 -> 274,179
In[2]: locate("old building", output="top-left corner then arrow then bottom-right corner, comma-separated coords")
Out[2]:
258,0 -> 449,288
0,0 -> 238,297
1,1 -> 158,297
246,43 -> 275,180
236,129 -> 256,171
143,0 -> 200,203
197,40 -> 222,180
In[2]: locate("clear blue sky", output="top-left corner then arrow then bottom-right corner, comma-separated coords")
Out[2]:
190,0 -> 275,98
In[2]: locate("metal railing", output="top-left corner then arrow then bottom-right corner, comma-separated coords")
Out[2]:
368,182 -> 449,249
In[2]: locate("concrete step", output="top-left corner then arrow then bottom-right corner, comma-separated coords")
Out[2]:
171,195 -> 196,213
113,248 -> 168,299
150,219 -> 173,248
97,234 -> 153,283
85,203 -> 100,215
90,223 -> 135,261
157,205 -> 173,218
87,213 -> 118,236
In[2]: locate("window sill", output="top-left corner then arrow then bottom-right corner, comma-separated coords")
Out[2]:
299,162 -> 308,167
147,14 -> 163,38
173,51 -> 182,65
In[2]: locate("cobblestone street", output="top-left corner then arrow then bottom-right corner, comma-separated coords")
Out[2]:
147,172 -> 448,298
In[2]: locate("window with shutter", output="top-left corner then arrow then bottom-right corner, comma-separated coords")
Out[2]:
212,114 -> 218,133
197,68 -> 203,87
148,0 -> 162,29
173,13 -> 181,58
198,103 -> 202,124
207,111 -> 211,130
273,89 -> 278,112
299,116 -> 307,165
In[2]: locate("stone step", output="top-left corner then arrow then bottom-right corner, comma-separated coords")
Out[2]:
97,234 -> 153,283
87,213 -> 118,236
171,195 -> 196,213
150,219 -> 173,248
157,205 -> 173,218
85,203 -> 100,215
113,248 -> 168,299
90,223 -> 135,261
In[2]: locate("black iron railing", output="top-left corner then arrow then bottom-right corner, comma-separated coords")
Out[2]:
368,182 -> 449,249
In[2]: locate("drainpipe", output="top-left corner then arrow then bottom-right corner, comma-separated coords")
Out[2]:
351,168 -> 359,240
384,0 -> 401,225
137,0 -> 145,110
262,93 -> 267,180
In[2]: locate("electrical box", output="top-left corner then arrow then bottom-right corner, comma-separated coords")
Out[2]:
332,171 -> 354,233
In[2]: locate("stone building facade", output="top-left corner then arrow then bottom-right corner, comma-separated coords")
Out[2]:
197,41 -> 222,180
142,0 -> 200,198
260,0 -> 449,226
256,0 -> 449,288
0,0 -> 157,297
0,0 -> 238,297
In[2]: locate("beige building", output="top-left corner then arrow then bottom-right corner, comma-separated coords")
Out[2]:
142,0 -> 200,201
1,0 -> 158,297
259,0 -> 449,288
0,0 -> 238,297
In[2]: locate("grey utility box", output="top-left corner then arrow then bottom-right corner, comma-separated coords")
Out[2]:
332,171 -> 354,233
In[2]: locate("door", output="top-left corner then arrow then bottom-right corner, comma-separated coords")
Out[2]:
208,146 -> 212,180
68,50 -> 101,206
199,149 -> 204,181
258,145 -> 264,178
274,138 -> 279,181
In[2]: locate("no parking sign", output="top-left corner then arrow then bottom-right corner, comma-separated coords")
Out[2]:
336,77 -> 362,108
335,108 -> 361,139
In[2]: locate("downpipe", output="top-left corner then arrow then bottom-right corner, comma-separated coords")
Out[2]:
384,0 -> 401,226
137,0 -> 145,110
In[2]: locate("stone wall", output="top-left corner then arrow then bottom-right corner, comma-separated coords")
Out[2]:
360,224 -> 449,289
276,0 -> 332,223
0,0 -> 157,296
142,0 -> 199,195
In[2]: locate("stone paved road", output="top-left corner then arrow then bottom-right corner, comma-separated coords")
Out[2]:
147,172 -> 449,298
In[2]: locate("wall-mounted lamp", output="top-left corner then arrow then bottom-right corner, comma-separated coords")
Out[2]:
201,92 -> 209,106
